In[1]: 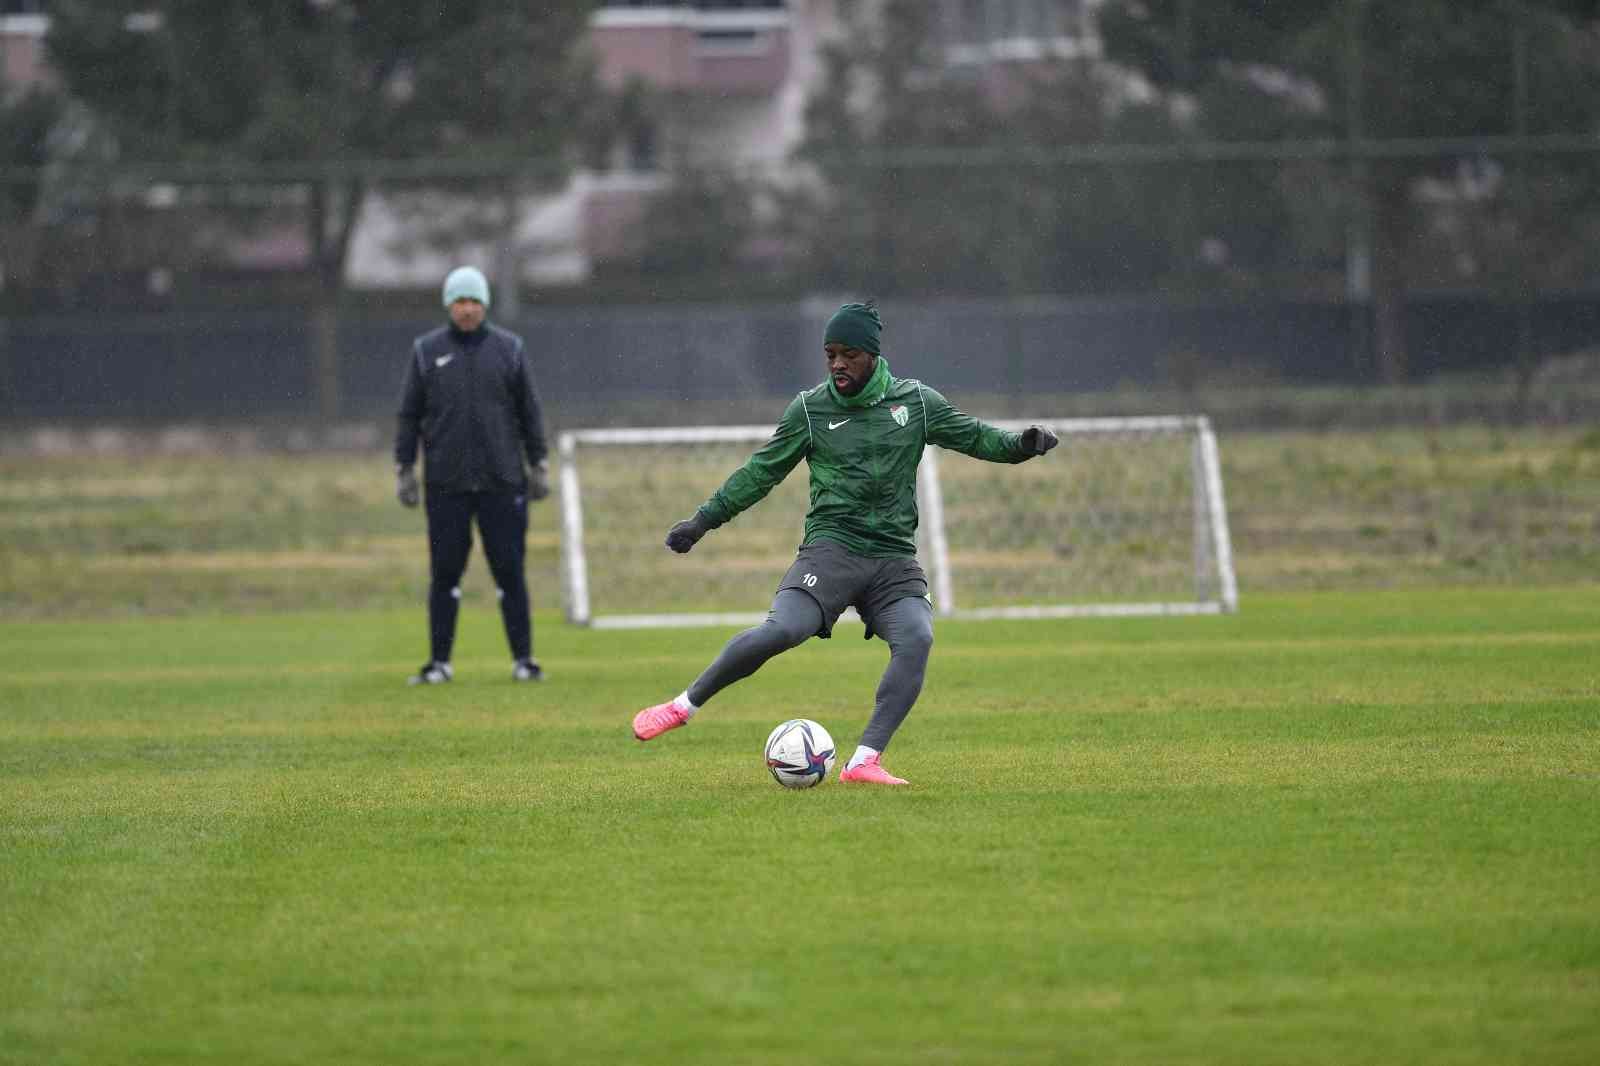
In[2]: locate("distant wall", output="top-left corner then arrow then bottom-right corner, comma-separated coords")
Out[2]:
3,294 -> 1597,423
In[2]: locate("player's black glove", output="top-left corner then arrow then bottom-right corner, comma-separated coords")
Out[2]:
1021,425 -> 1060,456
528,460 -> 551,502
665,512 -> 712,554
396,464 -> 420,508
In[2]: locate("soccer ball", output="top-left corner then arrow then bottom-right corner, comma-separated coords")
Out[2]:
763,718 -> 836,789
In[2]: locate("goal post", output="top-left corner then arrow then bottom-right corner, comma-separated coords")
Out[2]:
558,416 -> 1237,629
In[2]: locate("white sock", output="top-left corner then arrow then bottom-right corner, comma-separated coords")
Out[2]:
847,745 -> 878,771
673,691 -> 700,719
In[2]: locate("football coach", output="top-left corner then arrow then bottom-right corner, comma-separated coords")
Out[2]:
394,265 -> 550,686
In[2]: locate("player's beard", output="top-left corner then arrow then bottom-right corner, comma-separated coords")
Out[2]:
834,356 -> 874,395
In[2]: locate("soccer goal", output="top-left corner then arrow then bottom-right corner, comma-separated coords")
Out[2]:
557,416 -> 1237,628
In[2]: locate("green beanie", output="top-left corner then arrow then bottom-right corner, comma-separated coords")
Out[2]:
442,266 -> 490,309
824,301 -> 882,355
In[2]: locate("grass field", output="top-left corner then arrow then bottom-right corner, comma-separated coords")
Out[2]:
4,586 -> 1598,1064
3,424 -> 1600,617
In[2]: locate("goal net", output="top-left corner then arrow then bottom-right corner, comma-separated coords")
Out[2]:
557,416 -> 1237,628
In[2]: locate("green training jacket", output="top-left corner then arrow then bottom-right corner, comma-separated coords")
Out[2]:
696,368 -> 1031,557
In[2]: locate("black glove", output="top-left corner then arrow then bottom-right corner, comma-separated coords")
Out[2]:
1021,425 -> 1059,456
528,460 -> 551,502
396,464 -> 420,508
665,512 -> 711,554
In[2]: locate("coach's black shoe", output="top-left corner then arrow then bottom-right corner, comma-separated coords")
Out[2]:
512,658 -> 543,682
408,661 -> 453,685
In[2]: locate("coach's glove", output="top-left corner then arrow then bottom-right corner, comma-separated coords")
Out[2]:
1021,425 -> 1060,456
528,460 -> 551,502
665,512 -> 712,554
396,464 -> 420,508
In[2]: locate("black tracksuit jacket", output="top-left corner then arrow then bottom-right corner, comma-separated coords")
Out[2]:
394,322 -> 548,494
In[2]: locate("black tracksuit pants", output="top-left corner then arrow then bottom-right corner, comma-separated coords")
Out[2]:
425,489 -> 531,663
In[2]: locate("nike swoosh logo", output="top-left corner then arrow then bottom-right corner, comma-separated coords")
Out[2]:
827,419 -> 850,430
435,354 -> 454,368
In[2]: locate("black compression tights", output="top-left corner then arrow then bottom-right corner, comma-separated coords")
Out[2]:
686,589 -> 820,707
687,590 -> 934,754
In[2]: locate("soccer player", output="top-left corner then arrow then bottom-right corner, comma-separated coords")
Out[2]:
394,266 -> 550,685
630,301 -> 1059,784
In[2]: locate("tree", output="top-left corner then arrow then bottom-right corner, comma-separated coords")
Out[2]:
791,0 -> 1170,299
564,76 -> 780,299
629,166 -> 766,286
43,0 -> 598,417
1097,0 -> 1600,382
0,87 -> 67,297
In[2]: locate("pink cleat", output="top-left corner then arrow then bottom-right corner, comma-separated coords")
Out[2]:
839,753 -> 908,785
632,700 -> 690,741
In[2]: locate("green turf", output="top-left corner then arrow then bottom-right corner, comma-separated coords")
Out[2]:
3,585 -> 1597,1064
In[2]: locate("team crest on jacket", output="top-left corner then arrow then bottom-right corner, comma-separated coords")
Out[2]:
890,404 -> 909,428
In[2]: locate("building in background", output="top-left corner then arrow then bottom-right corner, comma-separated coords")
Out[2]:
348,0 -> 820,291
579,0 -> 802,268
938,0 -> 1101,107
350,0 -> 1105,291
3,0 -> 1106,293
0,1 -> 52,97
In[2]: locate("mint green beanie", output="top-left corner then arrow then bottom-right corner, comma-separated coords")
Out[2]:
824,301 -> 882,355
442,266 -> 490,309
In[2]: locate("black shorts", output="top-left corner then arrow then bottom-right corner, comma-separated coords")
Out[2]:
776,539 -> 930,640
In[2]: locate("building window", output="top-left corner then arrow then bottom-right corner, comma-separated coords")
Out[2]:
944,0 -> 1087,61
695,27 -> 772,56
627,120 -> 658,173
598,1 -> 786,8
949,0 -> 1081,44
